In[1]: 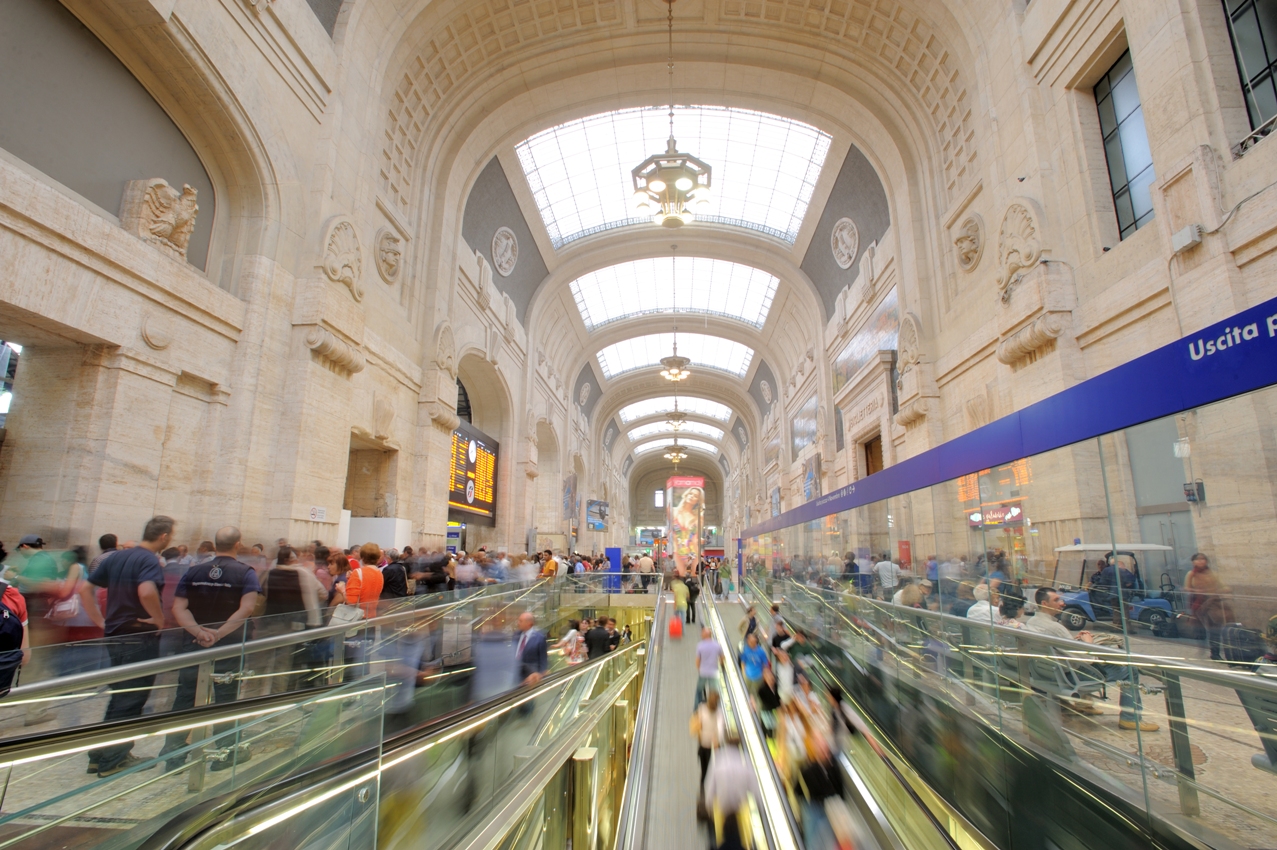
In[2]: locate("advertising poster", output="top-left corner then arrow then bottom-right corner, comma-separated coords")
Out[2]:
586,500 -> 609,531
832,287 -> 900,393
791,394 -> 819,457
562,473 -> 579,536
666,475 -> 705,574
802,454 -> 822,501
447,420 -> 499,525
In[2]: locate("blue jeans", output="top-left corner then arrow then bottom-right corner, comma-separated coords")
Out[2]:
1095,663 -> 1143,722
695,675 -> 717,708
801,800 -> 836,848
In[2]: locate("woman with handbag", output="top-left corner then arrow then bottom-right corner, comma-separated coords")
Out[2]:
48,548 -> 105,678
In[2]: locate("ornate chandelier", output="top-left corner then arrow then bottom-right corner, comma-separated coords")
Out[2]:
665,398 -> 687,431
631,0 -> 711,229
664,439 -> 688,464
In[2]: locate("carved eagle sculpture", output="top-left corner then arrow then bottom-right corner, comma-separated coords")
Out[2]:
144,182 -> 199,253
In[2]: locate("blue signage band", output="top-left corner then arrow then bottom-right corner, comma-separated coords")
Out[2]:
742,296 -> 1277,537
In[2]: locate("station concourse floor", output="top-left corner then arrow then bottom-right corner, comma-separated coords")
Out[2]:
640,594 -> 713,848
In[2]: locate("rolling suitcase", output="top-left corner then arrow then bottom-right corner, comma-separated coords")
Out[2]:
1221,622 -> 1263,666
669,615 -> 683,639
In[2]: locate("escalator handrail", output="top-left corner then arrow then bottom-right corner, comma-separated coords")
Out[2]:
613,591 -> 664,850
136,639 -> 647,850
744,578 -> 969,850
2,583 -> 539,703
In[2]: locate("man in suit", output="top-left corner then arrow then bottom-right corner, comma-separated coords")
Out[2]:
515,611 -> 549,687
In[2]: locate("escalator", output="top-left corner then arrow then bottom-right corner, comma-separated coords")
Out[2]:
745,576 -> 1267,850
0,580 -> 651,849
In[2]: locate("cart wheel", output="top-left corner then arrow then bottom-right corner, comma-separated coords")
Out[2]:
1142,610 -> 1173,638
1062,607 -> 1089,631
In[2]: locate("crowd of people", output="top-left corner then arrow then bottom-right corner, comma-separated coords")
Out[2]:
0,518 -> 672,777
685,589 -> 878,850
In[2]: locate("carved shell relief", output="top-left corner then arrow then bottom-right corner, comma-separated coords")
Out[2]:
996,204 -> 1042,303
492,227 -> 518,277
375,229 -> 402,284
897,312 -> 923,375
433,321 -> 457,379
831,217 -> 860,270
322,219 -> 364,302
954,214 -> 983,272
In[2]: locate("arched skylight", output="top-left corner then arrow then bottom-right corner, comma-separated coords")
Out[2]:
570,257 -> 778,330
596,333 -> 753,379
633,438 -> 719,456
627,421 -> 725,443
618,396 -> 733,423
516,106 -> 832,248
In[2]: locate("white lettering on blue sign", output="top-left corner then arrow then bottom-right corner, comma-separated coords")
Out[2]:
1187,321 -> 1263,360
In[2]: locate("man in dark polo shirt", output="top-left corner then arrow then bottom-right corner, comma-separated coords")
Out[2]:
86,516 -> 173,777
160,526 -> 260,771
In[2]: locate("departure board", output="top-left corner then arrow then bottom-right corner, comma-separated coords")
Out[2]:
447,421 -> 499,523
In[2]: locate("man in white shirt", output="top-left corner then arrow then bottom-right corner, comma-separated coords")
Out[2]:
704,732 -> 760,824
637,554 -> 654,590
1027,587 -> 1157,732
874,555 -> 900,600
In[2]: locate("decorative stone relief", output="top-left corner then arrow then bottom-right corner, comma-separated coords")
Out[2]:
996,311 -> 1070,365
373,395 -> 395,440
996,204 -> 1042,302
427,402 -> 460,432
578,382 -> 592,408
487,327 -> 502,365
954,214 -> 983,271
433,322 -> 457,379
244,0 -> 275,13
475,251 -> 494,311
120,178 -> 198,261
760,380 -> 772,405
894,398 -> 928,427
831,217 -> 860,269
966,392 -> 992,430
526,409 -> 538,446
375,229 -> 402,284
305,327 -> 365,374
896,312 -> 922,377
492,226 -> 518,277
736,426 -> 748,446
322,219 -> 364,302
140,314 -> 173,350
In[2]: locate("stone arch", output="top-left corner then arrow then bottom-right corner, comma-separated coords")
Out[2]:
456,351 -> 513,546
61,0 -> 285,295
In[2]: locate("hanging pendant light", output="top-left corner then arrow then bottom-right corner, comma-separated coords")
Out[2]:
659,245 -> 692,381
631,0 -> 711,228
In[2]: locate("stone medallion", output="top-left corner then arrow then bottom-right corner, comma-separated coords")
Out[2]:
831,217 -> 860,270
492,226 -> 518,277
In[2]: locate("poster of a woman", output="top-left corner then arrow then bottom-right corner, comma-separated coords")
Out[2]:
668,476 -> 705,576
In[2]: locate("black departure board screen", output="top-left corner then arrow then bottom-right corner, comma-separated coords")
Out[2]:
448,421 -> 499,523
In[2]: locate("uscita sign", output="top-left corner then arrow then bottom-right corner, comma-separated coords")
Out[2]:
1186,316 -> 1273,360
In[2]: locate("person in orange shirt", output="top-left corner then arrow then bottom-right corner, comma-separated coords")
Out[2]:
344,543 -> 385,618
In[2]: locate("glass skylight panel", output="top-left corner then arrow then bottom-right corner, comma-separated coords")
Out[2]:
595,333 -> 753,379
516,106 -> 831,248
633,438 -> 719,456
627,422 -> 725,443
569,258 -> 778,330
618,396 -> 733,423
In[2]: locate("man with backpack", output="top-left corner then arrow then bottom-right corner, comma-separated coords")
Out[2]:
0,579 -> 29,696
